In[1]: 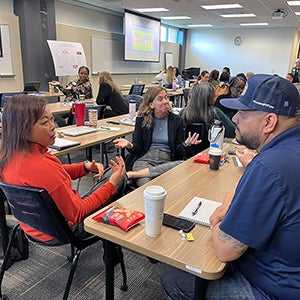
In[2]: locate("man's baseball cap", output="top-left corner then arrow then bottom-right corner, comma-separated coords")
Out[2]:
220,74 -> 300,116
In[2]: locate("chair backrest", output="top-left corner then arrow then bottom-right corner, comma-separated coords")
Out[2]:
184,123 -> 210,158
125,94 -> 143,110
129,84 -> 145,96
0,182 -> 77,246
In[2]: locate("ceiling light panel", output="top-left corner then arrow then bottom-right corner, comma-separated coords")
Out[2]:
162,16 -> 191,20
201,4 -> 242,10
287,1 -> 300,6
221,13 -> 256,18
134,8 -> 169,13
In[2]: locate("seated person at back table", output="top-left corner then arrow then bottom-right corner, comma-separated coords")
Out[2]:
161,74 -> 300,300
113,86 -> 200,187
96,71 -> 129,118
155,65 -> 178,88
214,76 -> 246,120
0,94 -> 126,243
180,82 -> 235,157
49,66 -> 93,102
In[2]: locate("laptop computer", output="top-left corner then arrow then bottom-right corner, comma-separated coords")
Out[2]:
23,81 -> 41,93
58,126 -> 98,137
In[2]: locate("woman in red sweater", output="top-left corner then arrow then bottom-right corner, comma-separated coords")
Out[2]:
0,94 -> 126,243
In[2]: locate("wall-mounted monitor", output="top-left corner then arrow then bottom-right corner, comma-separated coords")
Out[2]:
124,10 -> 160,62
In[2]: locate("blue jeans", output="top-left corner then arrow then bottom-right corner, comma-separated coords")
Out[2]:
161,264 -> 256,299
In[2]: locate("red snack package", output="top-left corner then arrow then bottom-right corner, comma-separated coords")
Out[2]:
92,206 -> 145,232
193,153 -> 209,164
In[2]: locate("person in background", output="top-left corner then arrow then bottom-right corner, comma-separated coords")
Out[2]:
161,74 -> 300,299
50,66 -> 93,102
155,65 -> 177,88
96,71 -> 129,118
174,67 -> 184,88
0,94 -> 126,242
197,70 -> 210,83
214,76 -> 246,120
209,69 -> 220,87
113,86 -> 200,187
286,72 -> 294,82
246,71 -> 255,80
236,72 -> 247,81
222,66 -> 230,73
214,72 -> 230,102
181,82 -> 235,156
291,58 -> 300,83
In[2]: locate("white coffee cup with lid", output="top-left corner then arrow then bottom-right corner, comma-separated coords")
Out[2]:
144,185 -> 167,237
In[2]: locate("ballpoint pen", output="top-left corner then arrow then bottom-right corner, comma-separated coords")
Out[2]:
99,126 -> 112,130
191,201 -> 202,216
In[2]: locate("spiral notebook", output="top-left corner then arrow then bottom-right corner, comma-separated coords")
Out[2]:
178,197 -> 221,227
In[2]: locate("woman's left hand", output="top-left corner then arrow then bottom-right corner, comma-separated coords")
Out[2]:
84,160 -> 105,178
185,132 -> 202,146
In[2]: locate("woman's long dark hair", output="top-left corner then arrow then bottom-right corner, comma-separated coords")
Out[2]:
0,94 -> 47,179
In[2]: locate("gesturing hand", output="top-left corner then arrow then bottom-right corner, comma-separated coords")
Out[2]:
109,156 -> 127,187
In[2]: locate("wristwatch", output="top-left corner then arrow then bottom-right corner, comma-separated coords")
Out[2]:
83,161 -> 90,173
183,141 -> 191,147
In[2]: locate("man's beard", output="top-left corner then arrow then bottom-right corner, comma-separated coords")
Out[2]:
236,133 -> 260,151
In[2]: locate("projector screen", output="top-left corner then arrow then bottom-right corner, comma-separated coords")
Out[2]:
124,11 -> 161,62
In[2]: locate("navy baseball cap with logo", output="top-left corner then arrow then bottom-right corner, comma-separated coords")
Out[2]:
220,74 -> 300,116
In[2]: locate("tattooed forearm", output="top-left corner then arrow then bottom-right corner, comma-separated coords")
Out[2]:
217,229 -> 248,256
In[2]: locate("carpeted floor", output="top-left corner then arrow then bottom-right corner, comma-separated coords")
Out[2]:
2,241 -> 167,299
1,145 -> 168,299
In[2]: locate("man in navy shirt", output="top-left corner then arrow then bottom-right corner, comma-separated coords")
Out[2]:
161,74 -> 300,299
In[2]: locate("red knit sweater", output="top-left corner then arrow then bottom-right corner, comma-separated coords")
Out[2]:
2,143 -> 116,241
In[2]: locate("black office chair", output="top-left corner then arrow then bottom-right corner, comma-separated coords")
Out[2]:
0,182 -> 128,300
0,92 -> 24,108
125,94 -> 143,111
128,84 -> 145,96
184,123 -> 209,159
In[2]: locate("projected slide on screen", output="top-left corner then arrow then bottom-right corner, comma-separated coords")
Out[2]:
125,11 -> 160,62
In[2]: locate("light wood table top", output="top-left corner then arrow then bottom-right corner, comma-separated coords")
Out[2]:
49,114 -> 134,157
47,101 -> 72,115
84,144 -> 244,281
47,100 -> 98,115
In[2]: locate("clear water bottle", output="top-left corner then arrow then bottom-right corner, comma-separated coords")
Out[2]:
129,99 -> 136,120
208,119 -> 225,150
172,79 -> 177,91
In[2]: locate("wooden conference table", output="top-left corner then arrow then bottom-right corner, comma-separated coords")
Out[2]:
49,114 -> 134,159
47,100 -> 97,116
84,144 -> 244,299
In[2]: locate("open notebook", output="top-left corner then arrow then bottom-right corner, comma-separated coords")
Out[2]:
49,138 -> 80,150
178,197 -> 221,227
119,117 -> 135,126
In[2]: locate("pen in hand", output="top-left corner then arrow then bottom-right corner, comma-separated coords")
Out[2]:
191,201 -> 202,216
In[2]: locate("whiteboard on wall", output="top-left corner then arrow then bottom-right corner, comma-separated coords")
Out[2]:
0,24 -> 14,77
47,40 -> 87,76
91,35 -> 164,74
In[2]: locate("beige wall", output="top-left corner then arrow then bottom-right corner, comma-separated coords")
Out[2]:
0,14 -> 24,93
